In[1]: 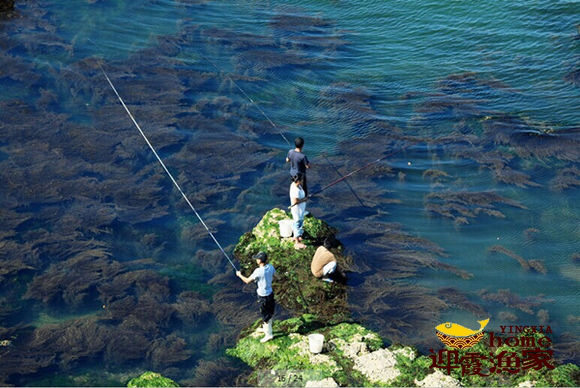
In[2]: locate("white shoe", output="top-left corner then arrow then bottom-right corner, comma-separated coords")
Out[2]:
260,320 -> 274,343
256,322 -> 266,334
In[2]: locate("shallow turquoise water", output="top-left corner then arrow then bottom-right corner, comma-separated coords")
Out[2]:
0,0 -> 578,385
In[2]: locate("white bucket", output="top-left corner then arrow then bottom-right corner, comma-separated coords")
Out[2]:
308,333 -> 324,354
278,219 -> 293,238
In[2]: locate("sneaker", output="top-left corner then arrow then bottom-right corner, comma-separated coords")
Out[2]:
322,277 -> 334,283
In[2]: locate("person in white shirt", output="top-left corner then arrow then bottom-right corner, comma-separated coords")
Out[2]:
289,173 -> 307,248
236,251 -> 276,342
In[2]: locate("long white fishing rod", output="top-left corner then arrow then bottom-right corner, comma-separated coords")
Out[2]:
98,63 -> 238,272
200,54 -> 292,147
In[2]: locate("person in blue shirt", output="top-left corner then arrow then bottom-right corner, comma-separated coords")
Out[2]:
236,251 -> 276,342
286,137 -> 310,197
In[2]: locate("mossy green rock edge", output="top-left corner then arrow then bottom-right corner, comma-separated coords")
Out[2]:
126,371 -> 179,387
233,208 -> 350,323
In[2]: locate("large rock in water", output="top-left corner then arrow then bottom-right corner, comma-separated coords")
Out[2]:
126,372 -> 179,387
233,208 -> 350,323
0,0 -> 14,13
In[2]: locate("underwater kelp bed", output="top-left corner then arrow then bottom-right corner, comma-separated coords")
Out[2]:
0,0 -> 579,385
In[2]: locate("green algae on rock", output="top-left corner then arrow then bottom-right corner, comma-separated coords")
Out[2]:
233,209 -> 350,323
126,371 -> 179,387
227,315 -> 420,387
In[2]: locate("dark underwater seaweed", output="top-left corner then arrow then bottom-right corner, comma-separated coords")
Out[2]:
523,227 -> 541,240
148,335 -> 192,370
564,67 -> 580,86
550,166 -> 580,191
498,310 -> 518,322
437,288 -> 488,316
478,288 -> 553,315
488,245 -> 530,271
270,12 -> 332,32
24,250 -> 121,308
208,286 -> 256,328
349,273 -> 447,349
172,291 -> 212,326
488,245 -> 548,274
553,333 -> 580,363
234,48 -> 313,72
203,28 -> 277,51
528,259 -> 548,274
537,309 -> 550,324
184,358 -> 245,387
425,191 -> 527,225
482,115 -> 580,162
320,83 -> 387,135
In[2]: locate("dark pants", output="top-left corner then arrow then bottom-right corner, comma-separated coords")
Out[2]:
258,293 -> 275,323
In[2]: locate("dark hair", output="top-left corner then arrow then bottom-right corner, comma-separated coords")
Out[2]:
253,251 -> 268,263
294,137 -> 304,149
292,173 -> 303,183
323,236 -> 337,249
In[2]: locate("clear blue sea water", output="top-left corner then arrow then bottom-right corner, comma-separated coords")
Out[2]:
0,0 -> 578,385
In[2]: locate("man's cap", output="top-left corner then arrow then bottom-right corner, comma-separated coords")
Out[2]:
253,251 -> 268,262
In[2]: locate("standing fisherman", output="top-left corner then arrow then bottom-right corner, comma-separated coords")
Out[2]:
236,251 -> 276,343
286,137 -> 310,197
290,173 -> 307,249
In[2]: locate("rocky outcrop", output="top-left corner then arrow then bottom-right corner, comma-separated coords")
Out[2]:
234,208 -> 350,323
415,370 -> 461,387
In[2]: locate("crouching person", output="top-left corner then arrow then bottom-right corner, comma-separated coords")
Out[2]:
236,251 -> 276,343
311,236 -> 339,282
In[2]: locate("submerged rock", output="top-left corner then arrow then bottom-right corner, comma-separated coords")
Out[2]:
126,371 -> 179,387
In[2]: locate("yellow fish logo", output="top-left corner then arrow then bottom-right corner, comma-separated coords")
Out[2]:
435,318 -> 489,349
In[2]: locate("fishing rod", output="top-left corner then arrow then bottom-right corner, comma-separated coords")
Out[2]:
199,54 -> 372,204
288,146 -> 408,209
322,153 -> 366,207
200,53 -> 292,147
98,63 -> 238,272
201,53 -> 411,209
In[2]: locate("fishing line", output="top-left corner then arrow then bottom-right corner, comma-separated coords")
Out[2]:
288,147 -> 408,209
98,63 -> 238,272
322,153 -> 366,207
200,53 -> 292,147
201,53 -> 410,207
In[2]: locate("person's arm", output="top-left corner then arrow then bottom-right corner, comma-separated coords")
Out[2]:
236,271 -> 254,284
305,155 -> 310,169
291,196 -> 299,206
